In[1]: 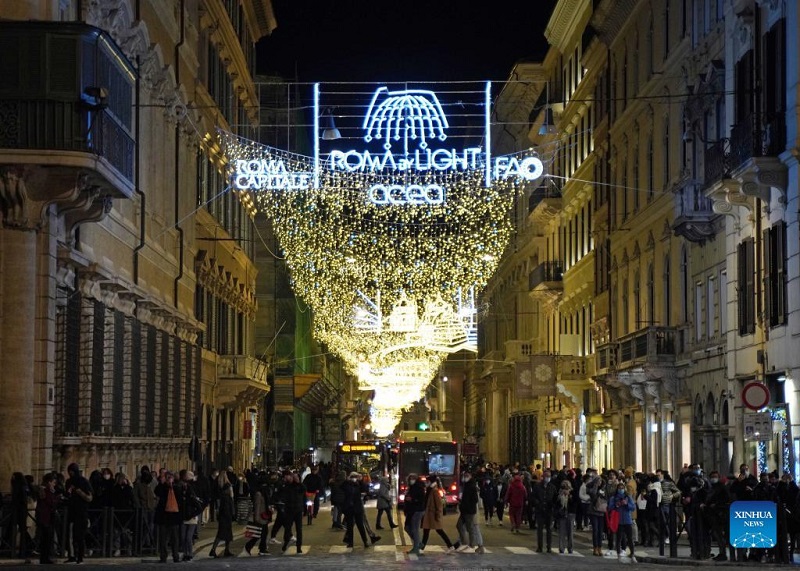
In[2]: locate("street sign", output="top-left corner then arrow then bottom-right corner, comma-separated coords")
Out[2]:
742,382 -> 770,411
743,411 -> 773,442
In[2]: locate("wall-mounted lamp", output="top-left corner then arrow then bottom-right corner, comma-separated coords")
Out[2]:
651,422 -> 659,433
607,428 -> 614,442
551,428 -> 560,438
667,422 -> 675,432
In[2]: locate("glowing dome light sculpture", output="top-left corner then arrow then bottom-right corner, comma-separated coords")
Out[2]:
220,82 -> 545,433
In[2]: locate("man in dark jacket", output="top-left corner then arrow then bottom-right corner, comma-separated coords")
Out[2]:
330,471 -> 346,529
302,465 -> 324,519
701,470 -> 731,561
154,471 -> 184,563
455,471 -> 484,553
276,471 -> 306,554
403,473 -> 426,555
342,472 -> 371,549
479,475 -> 498,525
65,463 -> 93,563
530,470 -> 558,553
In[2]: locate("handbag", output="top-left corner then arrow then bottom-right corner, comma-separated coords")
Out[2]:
606,508 -> 620,533
165,487 -> 179,513
244,523 -> 262,539
593,495 -> 608,513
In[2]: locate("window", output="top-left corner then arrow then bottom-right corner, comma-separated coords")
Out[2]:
664,0 -> 671,60
737,238 -> 755,335
622,279 -> 630,335
719,270 -> 727,335
634,271 -> 642,330
663,255 -> 671,326
663,111 -> 671,184
647,264 -> 655,325
706,277 -> 715,339
680,247 -> 689,323
695,282 -> 703,341
633,144 -> 640,212
763,221 -> 787,327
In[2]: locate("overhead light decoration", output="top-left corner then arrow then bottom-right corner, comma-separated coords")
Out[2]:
220,82 -> 545,435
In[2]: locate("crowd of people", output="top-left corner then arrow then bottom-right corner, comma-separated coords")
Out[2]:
4,459 -> 800,563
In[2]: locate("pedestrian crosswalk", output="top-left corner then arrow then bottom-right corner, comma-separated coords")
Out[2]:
186,544 -> 654,559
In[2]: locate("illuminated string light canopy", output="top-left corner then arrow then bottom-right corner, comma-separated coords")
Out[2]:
220,82 -> 545,434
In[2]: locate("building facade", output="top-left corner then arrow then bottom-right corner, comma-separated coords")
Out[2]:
478,0 -> 799,477
0,0 -> 276,490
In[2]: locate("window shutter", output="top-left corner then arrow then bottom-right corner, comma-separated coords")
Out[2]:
776,221 -> 787,325
745,238 -> 755,334
763,227 -> 773,327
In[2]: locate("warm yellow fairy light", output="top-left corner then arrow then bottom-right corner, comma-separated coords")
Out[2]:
219,131 -> 536,432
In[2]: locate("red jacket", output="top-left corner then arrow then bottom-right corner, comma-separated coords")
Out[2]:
505,478 -> 527,508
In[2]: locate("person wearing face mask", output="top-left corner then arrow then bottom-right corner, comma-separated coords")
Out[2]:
454,471 -> 485,553
609,483 -> 637,562
403,473 -> 426,555
479,474 -> 498,526
699,471 -> 730,561
530,470 -> 558,553
421,476 -> 458,552
681,464 -> 710,560
342,472 -> 371,549
730,463 -> 757,502
603,471 -> 620,555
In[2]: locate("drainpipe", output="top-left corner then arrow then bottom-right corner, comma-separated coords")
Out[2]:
173,0 -> 185,307
132,0 -> 145,284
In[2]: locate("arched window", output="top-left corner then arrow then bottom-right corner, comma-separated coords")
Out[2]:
632,142 -> 640,211
664,0 -> 671,60
622,278 -> 630,335
680,246 -> 689,323
648,133 -> 655,201
634,270 -> 642,329
663,108 -> 671,184
663,255 -> 671,326
647,263 -> 655,325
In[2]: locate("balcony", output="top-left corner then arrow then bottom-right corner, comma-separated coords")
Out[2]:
617,326 -> 678,369
729,112 -> 786,169
703,138 -> 731,188
529,261 -> 563,307
505,340 -> 533,363
216,355 -> 270,408
559,355 -> 595,380
528,185 -> 562,226
0,22 -> 135,196
595,342 -> 618,374
671,180 -> 718,243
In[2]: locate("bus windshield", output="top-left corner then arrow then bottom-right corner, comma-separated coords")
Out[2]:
333,442 -> 386,478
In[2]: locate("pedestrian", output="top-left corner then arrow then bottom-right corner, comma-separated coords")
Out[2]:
609,481 -> 636,562
493,473 -> 508,526
403,473 -> 426,555
420,476 -> 458,552
701,470 -> 731,561
276,471 -> 306,554
580,468 -> 606,556
479,473 -> 498,525
179,470 -> 202,561
531,469 -> 558,552
154,470 -> 183,563
64,463 -> 93,564
9,472 -> 32,561
342,471 -> 371,549
133,466 -> 157,548
36,473 -> 59,565
556,479 -> 575,554
375,475 -> 398,529
330,471 -> 346,529
455,471 -> 485,553
245,471 -> 273,556
504,473 -> 527,533
208,471 -> 235,557
110,472 -> 136,556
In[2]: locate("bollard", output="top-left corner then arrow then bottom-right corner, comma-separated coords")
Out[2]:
669,503 -> 678,558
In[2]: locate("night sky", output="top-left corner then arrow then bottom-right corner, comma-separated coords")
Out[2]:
256,0 -> 557,83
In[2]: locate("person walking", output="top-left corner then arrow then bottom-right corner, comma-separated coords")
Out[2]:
504,474 -> 527,533
277,471 -> 306,554
455,471 -> 485,553
64,463 -> 93,564
479,473 -> 498,526
302,465 -> 324,520
179,470 -> 202,561
375,475 -> 398,529
556,479 -> 576,554
154,471 -> 183,563
208,471 -> 235,557
420,476 -> 458,552
342,471 -> 371,549
609,480 -> 637,562
403,473 -> 426,555
36,473 -> 59,565
531,470 -> 558,553
329,471 -> 347,529
245,472 -> 274,556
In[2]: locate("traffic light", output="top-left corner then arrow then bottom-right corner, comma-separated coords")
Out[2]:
417,422 -> 430,431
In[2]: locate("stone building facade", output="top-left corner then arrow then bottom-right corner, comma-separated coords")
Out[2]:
0,0 -> 276,490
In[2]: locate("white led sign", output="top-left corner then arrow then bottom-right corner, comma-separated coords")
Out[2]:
231,83 -> 544,204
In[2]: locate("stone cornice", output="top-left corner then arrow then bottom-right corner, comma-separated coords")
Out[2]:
546,0 -> 591,53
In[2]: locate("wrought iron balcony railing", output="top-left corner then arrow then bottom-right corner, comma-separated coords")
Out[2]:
528,261 -> 564,291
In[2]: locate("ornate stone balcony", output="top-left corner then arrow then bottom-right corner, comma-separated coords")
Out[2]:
528,261 -> 563,308
671,180 -> 719,243
504,340 -> 533,363
217,355 -> 270,408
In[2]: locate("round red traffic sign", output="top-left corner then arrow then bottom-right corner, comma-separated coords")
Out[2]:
742,382 -> 770,411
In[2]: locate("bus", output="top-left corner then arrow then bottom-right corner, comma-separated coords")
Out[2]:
332,441 -> 389,497
396,431 -> 460,509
